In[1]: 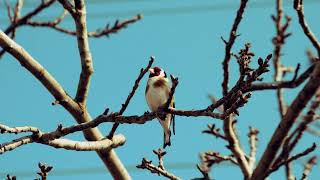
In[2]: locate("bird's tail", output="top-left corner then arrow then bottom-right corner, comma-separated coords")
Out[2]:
163,130 -> 171,149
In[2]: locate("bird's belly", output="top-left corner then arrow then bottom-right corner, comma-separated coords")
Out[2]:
146,88 -> 168,112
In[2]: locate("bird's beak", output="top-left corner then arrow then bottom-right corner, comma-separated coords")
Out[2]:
148,68 -> 154,74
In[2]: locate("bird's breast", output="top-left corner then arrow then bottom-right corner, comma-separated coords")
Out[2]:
146,85 -> 169,112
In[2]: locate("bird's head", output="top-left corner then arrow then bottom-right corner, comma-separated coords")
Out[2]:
148,66 -> 167,78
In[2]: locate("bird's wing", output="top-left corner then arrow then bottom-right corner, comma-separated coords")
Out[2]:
165,80 -> 175,135
171,99 -> 175,135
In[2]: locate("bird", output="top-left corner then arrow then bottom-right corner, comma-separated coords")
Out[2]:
145,66 -> 175,148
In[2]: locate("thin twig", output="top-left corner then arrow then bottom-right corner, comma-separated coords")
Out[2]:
268,143 -> 316,176
221,0 -> 249,96
35,162 -> 53,180
26,14 -> 142,38
300,156 -> 317,180
137,158 -> 181,180
272,0 -> 292,118
294,0 -> 320,57
107,57 -> 154,139
202,124 -> 228,141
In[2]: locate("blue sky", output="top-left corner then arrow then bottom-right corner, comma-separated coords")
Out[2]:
0,0 -> 319,179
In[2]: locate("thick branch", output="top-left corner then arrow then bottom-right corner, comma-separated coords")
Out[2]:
251,62 -> 320,180
69,0 -> 94,105
0,123 -> 125,154
42,136 -> 125,151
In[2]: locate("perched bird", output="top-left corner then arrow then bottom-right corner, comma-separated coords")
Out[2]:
145,66 -> 175,148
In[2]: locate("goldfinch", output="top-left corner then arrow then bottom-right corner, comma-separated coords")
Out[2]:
145,66 -> 175,148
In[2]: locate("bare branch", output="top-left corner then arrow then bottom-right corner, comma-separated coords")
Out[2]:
4,0 -> 56,35
246,63 -> 314,92
4,0 -> 14,23
57,0 -> 75,17
300,156 -> 317,180
36,162 -> 53,180
0,0 -> 24,58
0,124 -> 39,134
272,0 -> 292,118
248,126 -> 259,171
65,0 -> 94,105
137,149 -> 181,180
137,158 -> 181,180
0,136 -> 33,154
268,143 -> 317,176
26,9 -> 68,27
251,62 -> 320,180
0,123 -> 125,154
287,96 -> 320,153
107,57 -> 154,139
203,124 -> 228,141
294,0 -> 320,57
153,148 -> 166,170
43,137 -> 125,151
221,0 -> 249,96
224,116 -> 250,178
26,14 -> 142,38
195,164 -> 211,180
202,151 -> 238,166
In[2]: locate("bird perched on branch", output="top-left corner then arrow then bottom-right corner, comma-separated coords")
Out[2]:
145,66 -> 175,148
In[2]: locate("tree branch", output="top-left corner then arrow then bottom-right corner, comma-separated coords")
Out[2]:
248,126 -> 259,171
63,0 -> 94,105
26,14 -> 142,38
251,62 -> 320,180
245,63 -> 314,92
221,0 -> 249,96
137,149 -> 182,180
294,0 -> 320,57
36,162 -> 53,180
0,123 -> 125,154
300,156 -> 317,180
268,143 -> 316,176
107,56 -> 154,139
272,0 -> 292,118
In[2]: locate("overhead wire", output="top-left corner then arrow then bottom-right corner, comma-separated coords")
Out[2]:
0,0 -> 319,22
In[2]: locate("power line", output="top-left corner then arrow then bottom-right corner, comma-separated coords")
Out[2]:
1,162 -> 198,178
0,0 -> 319,23
1,158 -> 315,178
